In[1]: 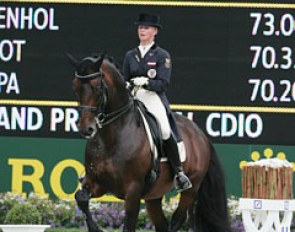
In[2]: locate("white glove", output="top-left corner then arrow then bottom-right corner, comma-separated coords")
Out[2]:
131,77 -> 149,86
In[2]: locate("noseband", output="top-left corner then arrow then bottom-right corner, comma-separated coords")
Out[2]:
75,71 -> 133,128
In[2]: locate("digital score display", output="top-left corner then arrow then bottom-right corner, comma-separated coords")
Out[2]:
248,12 -> 295,105
0,0 -> 294,145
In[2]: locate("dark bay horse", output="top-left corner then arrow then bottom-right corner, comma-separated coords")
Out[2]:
68,52 -> 231,232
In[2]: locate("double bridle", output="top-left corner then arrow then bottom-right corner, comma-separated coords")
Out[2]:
75,71 -> 133,128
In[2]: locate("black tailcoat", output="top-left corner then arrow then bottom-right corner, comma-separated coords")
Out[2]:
123,44 -> 181,141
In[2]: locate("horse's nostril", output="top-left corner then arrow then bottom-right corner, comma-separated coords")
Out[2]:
79,123 -> 97,138
87,127 -> 94,134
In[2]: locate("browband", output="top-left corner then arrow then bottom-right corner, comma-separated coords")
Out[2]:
75,71 -> 104,80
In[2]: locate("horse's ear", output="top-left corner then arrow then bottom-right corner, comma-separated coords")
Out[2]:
66,52 -> 79,68
95,51 -> 107,70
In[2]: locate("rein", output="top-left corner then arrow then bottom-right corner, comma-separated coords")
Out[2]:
95,100 -> 133,128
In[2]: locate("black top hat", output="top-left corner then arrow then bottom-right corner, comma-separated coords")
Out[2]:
134,13 -> 162,29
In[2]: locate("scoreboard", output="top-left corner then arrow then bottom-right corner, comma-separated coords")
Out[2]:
0,0 -> 295,198
1,0 -> 295,144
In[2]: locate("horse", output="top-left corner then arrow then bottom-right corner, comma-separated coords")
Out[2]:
67,52 -> 231,232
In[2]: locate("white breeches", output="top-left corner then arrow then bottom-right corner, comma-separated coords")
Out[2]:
135,88 -> 171,140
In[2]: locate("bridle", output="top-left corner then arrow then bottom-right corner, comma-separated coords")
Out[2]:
75,71 -> 133,129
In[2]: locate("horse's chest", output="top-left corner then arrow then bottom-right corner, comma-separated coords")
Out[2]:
89,158 -> 125,195
87,155 -> 119,179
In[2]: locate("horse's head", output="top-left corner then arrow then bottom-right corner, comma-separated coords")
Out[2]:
68,52 -> 130,139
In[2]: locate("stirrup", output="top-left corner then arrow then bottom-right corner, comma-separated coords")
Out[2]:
175,171 -> 192,192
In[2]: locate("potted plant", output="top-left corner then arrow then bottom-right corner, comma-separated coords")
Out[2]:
0,203 -> 50,232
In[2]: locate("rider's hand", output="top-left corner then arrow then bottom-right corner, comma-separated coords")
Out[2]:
131,77 -> 149,86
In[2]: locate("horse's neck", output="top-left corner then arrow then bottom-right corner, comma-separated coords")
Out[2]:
91,109 -> 135,156
105,71 -> 130,112
96,98 -> 134,142
94,68 -> 136,153
106,94 -> 129,112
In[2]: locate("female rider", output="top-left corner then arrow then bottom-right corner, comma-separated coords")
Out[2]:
123,13 -> 192,192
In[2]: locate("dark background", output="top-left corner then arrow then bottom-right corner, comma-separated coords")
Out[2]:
1,2 -> 295,144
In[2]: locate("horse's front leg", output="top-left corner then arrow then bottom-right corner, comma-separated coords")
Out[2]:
123,184 -> 142,232
75,179 -> 105,232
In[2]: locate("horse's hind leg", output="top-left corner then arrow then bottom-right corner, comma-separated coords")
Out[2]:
188,203 -> 197,232
169,191 -> 195,232
145,197 -> 169,232
75,187 -> 103,232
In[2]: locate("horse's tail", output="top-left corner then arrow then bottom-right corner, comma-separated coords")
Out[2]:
195,142 -> 231,232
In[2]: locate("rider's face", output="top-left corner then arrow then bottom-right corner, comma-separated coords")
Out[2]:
138,25 -> 158,45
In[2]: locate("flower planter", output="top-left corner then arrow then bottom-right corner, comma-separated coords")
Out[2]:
0,225 -> 50,232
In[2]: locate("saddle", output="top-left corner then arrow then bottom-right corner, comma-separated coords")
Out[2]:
134,100 -> 163,196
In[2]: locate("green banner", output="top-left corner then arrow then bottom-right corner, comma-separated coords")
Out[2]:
1,136 -> 294,199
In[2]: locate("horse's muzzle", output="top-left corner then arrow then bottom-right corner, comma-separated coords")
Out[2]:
78,121 -> 97,139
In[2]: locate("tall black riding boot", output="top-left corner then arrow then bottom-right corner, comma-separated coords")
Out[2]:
163,136 -> 192,192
